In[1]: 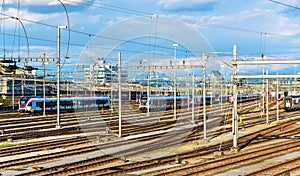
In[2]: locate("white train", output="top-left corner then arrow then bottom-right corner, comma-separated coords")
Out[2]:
18,96 -> 111,113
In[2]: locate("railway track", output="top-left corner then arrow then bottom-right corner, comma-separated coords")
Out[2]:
0,100 -> 231,141
9,111 -> 299,176
148,139 -> 300,176
0,99 -> 294,175
0,136 -> 90,157
245,154 -> 300,175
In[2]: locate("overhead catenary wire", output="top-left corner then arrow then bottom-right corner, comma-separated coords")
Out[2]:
0,1 -> 299,60
1,0 -> 5,59
60,0 -> 298,38
10,0 -> 20,60
10,17 -> 29,64
0,8 -> 298,57
269,0 -> 300,10
57,0 -> 71,69
61,0 -> 153,16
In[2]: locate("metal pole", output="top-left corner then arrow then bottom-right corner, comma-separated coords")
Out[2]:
221,72 -> 223,112
266,70 -> 269,124
262,68 -> 265,115
210,83 -> 213,108
147,65 -> 151,117
67,82 -> 69,96
276,73 -> 279,121
173,43 -> 179,119
192,72 -> 195,124
34,77 -> 36,96
118,52 -> 122,138
12,73 -> 14,110
90,64 -> 94,96
42,53 -> 46,117
187,71 -> 190,110
232,44 -> 238,149
22,78 -> 24,97
111,77 -> 113,112
202,53 -> 207,140
56,25 -> 66,129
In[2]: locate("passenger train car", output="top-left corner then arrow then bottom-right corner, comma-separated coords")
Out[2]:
18,96 -> 110,113
283,95 -> 300,111
139,95 -> 187,112
139,94 -> 259,112
139,95 -> 225,112
228,94 -> 260,103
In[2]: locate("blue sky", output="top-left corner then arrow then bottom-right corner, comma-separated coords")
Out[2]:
1,0 -> 300,78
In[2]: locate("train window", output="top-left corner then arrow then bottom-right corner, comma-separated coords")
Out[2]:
50,101 -> 56,107
61,101 -> 66,107
36,102 -> 43,108
96,99 -> 107,104
46,102 -> 50,108
141,97 -> 147,104
66,101 -> 73,106
20,100 -> 27,106
28,102 -> 32,106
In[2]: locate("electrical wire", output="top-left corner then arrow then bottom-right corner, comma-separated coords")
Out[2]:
1,0 -> 5,59
269,0 -> 300,10
61,0 -> 297,38
57,0 -> 71,69
0,1 -> 299,60
10,17 -> 29,64
61,0 -> 152,16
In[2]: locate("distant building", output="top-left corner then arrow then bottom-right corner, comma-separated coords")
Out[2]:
0,60 -> 55,104
84,58 -> 127,85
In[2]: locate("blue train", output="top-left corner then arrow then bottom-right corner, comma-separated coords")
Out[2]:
228,94 -> 260,103
139,94 -> 259,112
18,96 -> 111,113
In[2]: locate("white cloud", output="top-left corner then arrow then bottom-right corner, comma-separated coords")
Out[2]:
5,7 -> 62,26
158,0 -> 217,10
69,12 -> 102,27
179,5 -> 300,37
4,7 -> 102,30
4,0 -> 86,6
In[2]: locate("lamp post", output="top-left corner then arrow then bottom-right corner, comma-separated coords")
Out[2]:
56,25 -> 67,129
118,52 -> 122,137
173,43 -> 179,119
232,44 -> 238,149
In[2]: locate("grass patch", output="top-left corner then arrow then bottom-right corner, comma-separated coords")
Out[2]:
0,142 -> 12,147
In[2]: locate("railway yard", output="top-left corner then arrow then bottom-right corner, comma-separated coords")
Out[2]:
1,0 -> 300,175
0,98 -> 300,176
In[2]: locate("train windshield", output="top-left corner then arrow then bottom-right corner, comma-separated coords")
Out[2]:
141,97 -> 148,104
19,97 -> 29,106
